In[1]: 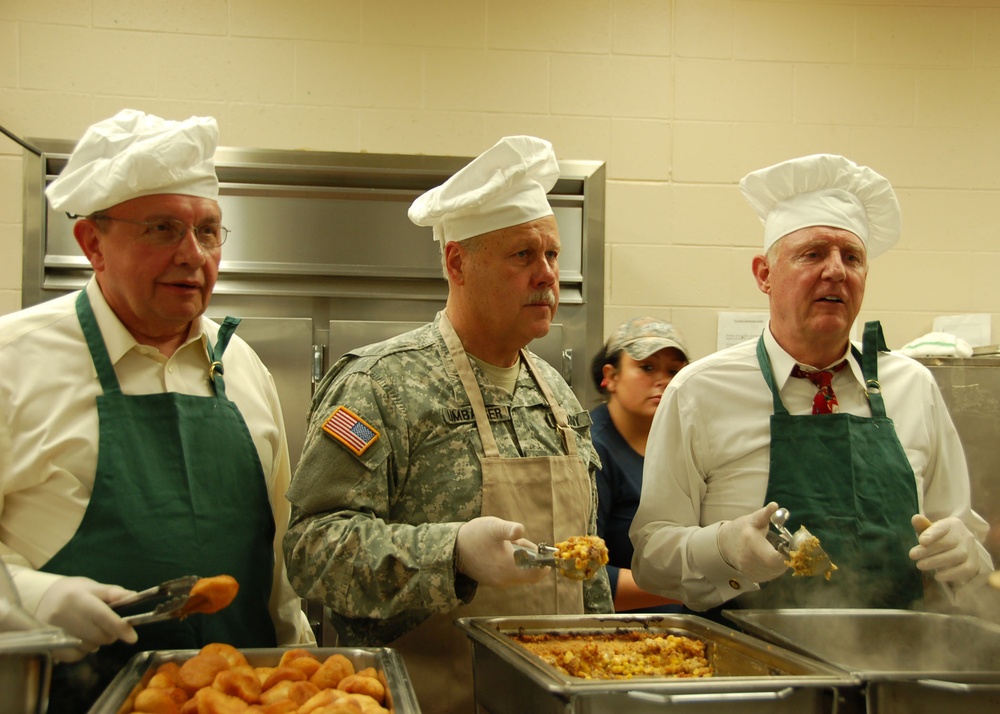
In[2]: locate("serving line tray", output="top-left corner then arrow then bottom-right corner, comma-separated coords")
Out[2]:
723,608 -> 1000,714
457,613 -> 860,714
87,646 -> 421,714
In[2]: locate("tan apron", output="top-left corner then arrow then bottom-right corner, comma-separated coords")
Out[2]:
391,313 -> 590,714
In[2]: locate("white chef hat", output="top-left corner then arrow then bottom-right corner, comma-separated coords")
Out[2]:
45,109 -> 220,217
408,135 -> 559,243
739,153 -> 901,259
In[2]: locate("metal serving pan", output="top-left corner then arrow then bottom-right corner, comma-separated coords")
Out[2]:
457,613 -> 861,714
1,628 -> 79,714
87,646 -> 421,714
724,609 -> 1000,713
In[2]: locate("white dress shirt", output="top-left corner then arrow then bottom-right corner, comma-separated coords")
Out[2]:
0,279 -> 311,644
630,325 -> 992,611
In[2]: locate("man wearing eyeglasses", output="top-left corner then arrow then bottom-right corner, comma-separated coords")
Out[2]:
0,109 -> 312,712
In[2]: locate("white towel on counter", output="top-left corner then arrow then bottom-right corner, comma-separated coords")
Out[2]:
899,332 -> 974,358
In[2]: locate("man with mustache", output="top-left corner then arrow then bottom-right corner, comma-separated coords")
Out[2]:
284,136 -> 612,714
0,109 -> 312,712
631,154 -> 992,616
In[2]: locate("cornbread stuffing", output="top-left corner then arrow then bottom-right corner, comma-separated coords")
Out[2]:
511,631 -> 712,680
786,533 -> 838,580
553,535 -> 609,579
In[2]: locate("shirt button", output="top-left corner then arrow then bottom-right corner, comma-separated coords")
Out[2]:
728,579 -> 742,591
167,365 -> 174,373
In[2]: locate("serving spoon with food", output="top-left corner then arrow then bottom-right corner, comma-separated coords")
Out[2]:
514,535 -> 609,581
767,507 -> 838,580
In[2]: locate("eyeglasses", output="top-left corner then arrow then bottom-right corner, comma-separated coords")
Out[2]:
92,215 -> 230,248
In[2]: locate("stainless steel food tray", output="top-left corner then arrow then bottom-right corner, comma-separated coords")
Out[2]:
457,613 -> 860,714
1,628 -> 79,714
87,646 -> 421,714
724,609 -> 1000,713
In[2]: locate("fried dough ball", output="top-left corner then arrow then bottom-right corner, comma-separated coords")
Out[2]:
245,702 -> 298,714
298,689 -> 349,713
212,667 -> 261,703
286,655 -> 321,678
177,652 -> 230,695
259,679 -> 319,706
148,662 -> 182,688
341,693 -> 389,714
307,704 -> 363,714
134,687 -> 182,714
261,665 -> 306,691
277,648 -> 313,667
191,687 -> 250,714
309,654 -> 354,689
200,642 -> 250,669
253,667 -> 274,687
180,575 -> 240,617
336,674 -> 385,705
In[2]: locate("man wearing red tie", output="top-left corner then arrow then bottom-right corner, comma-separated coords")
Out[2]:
630,154 -> 993,616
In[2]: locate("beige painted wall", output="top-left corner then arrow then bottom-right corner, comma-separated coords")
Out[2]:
3,0 -> 1000,361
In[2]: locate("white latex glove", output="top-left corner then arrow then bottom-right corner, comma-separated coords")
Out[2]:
35,576 -> 138,662
718,502 -> 789,583
455,516 -> 548,588
909,514 -> 981,586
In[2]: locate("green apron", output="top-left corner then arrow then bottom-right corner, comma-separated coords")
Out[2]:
43,291 -> 277,655
746,320 -> 924,609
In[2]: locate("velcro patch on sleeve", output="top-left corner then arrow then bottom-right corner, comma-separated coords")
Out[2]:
321,406 -> 380,456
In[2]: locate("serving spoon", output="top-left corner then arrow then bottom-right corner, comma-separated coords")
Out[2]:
768,507 -> 836,578
512,543 -> 604,581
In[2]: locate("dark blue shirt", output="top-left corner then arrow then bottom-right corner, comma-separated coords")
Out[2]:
591,403 -> 680,614
591,404 -> 643,591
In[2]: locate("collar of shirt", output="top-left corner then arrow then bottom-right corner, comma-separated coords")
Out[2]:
762,323 -> 864,391
84,277 -> 209,368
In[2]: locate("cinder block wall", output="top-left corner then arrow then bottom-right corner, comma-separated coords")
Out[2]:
3,0 -> 1000,360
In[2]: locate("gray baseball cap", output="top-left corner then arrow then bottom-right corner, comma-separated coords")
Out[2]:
606,317 -> 689,361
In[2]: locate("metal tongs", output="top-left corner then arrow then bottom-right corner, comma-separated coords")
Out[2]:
512,543 -> 600,581
766,507 -> 836,578
109,575 -> 199,626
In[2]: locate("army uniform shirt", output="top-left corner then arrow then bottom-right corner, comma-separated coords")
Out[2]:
284,313 -> 613,645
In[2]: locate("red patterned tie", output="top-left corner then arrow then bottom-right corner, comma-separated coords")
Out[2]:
791,361 -> 848,414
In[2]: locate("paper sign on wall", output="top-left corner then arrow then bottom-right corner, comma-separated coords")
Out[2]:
717,312 -> 768,351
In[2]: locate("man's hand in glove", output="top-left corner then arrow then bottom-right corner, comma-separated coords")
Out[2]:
455,516 -> 548,588
35,576 -> 138,662
909,514 -> 982,586
718,501 -> 789,583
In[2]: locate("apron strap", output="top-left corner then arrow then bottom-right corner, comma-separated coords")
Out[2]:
521,348 -> 578,456
75,290 -> 123,395
207,317 -> 241,398
862,321 -> 888,418
439,312 -> 502,458
437,312 -> 577,458
755,334 -> 787,416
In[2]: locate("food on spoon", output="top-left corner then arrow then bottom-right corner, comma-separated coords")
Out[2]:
178,574 -> 239,617
785,531 -> 837,580
553,535 -> 609,579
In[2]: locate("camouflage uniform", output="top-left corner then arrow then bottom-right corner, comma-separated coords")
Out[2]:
284,313 -> 613,645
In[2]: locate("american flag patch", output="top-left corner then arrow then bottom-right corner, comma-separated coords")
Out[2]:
321,406 -> 379,456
